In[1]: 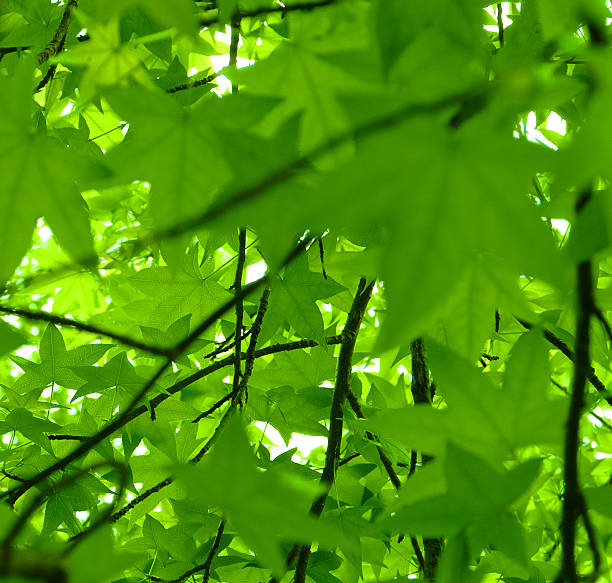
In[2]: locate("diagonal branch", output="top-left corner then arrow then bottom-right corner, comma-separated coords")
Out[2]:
109,285 -> 271,522
516,317 -> 610,404
156,88 -> 483,245
344,386 -> 425,573
0,276 -> 269,506
149,520 -> 225,583
293,278 -> 374,583
0,305 -> 170,356
37,0 -> 76,66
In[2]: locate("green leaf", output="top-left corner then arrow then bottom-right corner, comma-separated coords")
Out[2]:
70,352 -> 146,401
0,321 -> 26,356
262,254 -> 345,345
174,415 -> 354,576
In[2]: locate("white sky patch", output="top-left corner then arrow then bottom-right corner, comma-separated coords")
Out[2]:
38,225 -> 53,242
253,421 -> 328,462
15,345 -> 37,359
546,112 -> 567,135
287,433 -> 327,459
1,315 -> 20,328
60,102 -> 74,117
133,443 -> 148,456
246,260 -> 267,284
188,67 -> 199,77
2,434 -> 12,444
523,112 -> 558,150
76,511 -> 89,521
397,364 -> 410,377
551,219 -> 570,236
41,298 -> 54,312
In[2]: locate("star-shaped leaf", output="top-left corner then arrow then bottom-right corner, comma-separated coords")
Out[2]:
174,415 -> 355,576
0,60 -> 101,283
363,339 -> 565,458
378,442 -> 540,536
70,352 -> 146,402
261,254 -> 345,345
10,324 -> 111,396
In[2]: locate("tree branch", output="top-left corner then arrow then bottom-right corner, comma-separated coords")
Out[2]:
0,461 -> 126,577
166,70 -> 220,93
516,318 -> 610,404
0,304 -> 170,356
110,285 -> 271,521
37,0 -> 76,66
344,386 -> 425,573
155,88 -> 483,245
199,0 -> 337,27
555,259 -> 597,583
149,520 -> 225,583
232,229 -> 247,401
410,338 -> 443,580
293,278 -> 374,583
1,276 -> 269,506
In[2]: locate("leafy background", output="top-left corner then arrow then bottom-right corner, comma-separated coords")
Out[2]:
0,0 -> 611,582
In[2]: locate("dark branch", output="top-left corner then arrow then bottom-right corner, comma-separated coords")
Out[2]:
155,88 -> 483,245
149,521 -> 225,583
555,259 -> 596,583
293,278 -> 374,583
516,318 -> 610,404
199,0 -> 336,27
232,229 -> 247,401
111,285 -> 272,521
166,71 -> 220,93
0,305 -> 169,356
37,0 -> 76,66
1,276 -> 269,506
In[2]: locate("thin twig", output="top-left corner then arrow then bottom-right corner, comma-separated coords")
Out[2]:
110,285 -> 271,521
1,275 -> 269,506
149,520 -> 225,583
551,378 -> 612,432
166,70 -> 220,93
344,386 -> 425,572
229,12 -> 240,94
516,318 -> 610,404
232,229 -> 247,400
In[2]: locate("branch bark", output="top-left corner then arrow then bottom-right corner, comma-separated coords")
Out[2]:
555,260 -> 598,583
293,278 -> 374,583
410,338 -> 443,580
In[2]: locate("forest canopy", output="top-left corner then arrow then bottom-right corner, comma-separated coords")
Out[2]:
0,0 -> 612,582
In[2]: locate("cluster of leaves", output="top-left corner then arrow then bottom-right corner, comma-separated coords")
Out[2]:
1,0 -> 612,582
